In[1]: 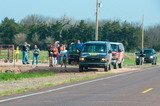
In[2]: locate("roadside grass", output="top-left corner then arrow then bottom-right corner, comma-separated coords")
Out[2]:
124,53 -> 135,66
156,52 -> 160,63
0,71 -> 55,81
0,72 -> 113,96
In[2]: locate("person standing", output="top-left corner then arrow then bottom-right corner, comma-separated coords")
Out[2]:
32,45 -> 40,66
48,44 -> 54,67
22,42 -> 30,64
76,40 -> 83,52
15,46 -> 20,62
60,45 -> 68,69
52,45 -> 58,66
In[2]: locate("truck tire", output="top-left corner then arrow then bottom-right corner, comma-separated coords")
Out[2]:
79,66 -> 84,72
104,66 -> 108,72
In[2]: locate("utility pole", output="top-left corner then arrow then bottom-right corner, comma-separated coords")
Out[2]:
141,15 -> 144,50
95,0 -> 99,41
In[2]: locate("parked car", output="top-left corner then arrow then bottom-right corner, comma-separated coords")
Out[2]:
135,48 -> 157,65
79,41 -> 112,72
68,43 -> 80,65
110,42 -> 125,69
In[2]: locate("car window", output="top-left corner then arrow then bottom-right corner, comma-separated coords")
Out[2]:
111,44 -> 118,52
82,44 -> 107,53
119,44 -> 124,51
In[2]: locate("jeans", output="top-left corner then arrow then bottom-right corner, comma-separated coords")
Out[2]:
52,57 -> 57,66
32,54 -> 39,65
22,51 -> 29,64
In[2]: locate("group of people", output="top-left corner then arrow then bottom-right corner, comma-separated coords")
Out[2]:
48,41 -> 68,67
21,42 -> 40,65
20,40 -> 83,67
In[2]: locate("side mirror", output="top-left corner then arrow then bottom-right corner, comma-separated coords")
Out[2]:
135,52 -> 138,55
108,50 -> 112,53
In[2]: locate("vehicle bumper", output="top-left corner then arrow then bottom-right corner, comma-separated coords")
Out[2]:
79,62 -> 108,68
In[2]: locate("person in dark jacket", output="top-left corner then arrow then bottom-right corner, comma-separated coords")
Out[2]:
22,42 -> 30,64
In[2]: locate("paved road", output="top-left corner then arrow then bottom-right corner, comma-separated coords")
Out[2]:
0,66 -> 160,106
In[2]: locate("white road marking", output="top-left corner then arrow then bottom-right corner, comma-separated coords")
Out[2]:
0,71 -> 135,103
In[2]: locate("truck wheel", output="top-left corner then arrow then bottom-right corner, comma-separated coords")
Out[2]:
113,63 -> 118,69
84,67 -> 88,70
118,60 -> 124,68
79,66 -> 84,72
104,66 -> 108,72
68,60 -> 71,64
118,62 -> 123,68
109,64 -> 111,70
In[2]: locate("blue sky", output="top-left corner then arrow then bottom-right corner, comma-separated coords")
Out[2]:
0,0 -> 160,27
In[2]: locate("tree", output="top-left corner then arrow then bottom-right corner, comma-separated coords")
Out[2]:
100,20 -> 142,51
14,33 -> 27,45
145,25 -> 160,50
0,17 -> 19,44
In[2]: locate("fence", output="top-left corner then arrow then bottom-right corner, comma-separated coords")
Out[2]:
0,45 -> 15,65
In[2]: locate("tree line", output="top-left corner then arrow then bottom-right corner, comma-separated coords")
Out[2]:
0,14 -> 159,51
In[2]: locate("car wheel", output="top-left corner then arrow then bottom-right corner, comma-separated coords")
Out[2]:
136,62 -> 139,65
155,59 -> 157,65
152,59 -> 157,65
79,66 -> 84,72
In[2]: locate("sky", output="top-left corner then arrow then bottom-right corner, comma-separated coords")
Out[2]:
0,0 -> 160,27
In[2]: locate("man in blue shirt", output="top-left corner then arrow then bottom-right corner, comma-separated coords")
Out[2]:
76,40 -> 83,52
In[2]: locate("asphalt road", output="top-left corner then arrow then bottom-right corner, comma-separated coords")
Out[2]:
0,66 -> 160,106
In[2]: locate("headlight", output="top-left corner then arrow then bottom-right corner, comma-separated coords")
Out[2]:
136,56 -> 139,59
79,57 -> 85,61
101,58 -> 108,62
150,56 -> 153,58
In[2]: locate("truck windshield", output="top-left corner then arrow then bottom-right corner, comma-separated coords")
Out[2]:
82,44 -> 107,53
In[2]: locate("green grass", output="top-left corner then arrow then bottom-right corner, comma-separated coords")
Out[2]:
0,71 -> 55,81
0,72 -> 113,96
124,53 -> 136,66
